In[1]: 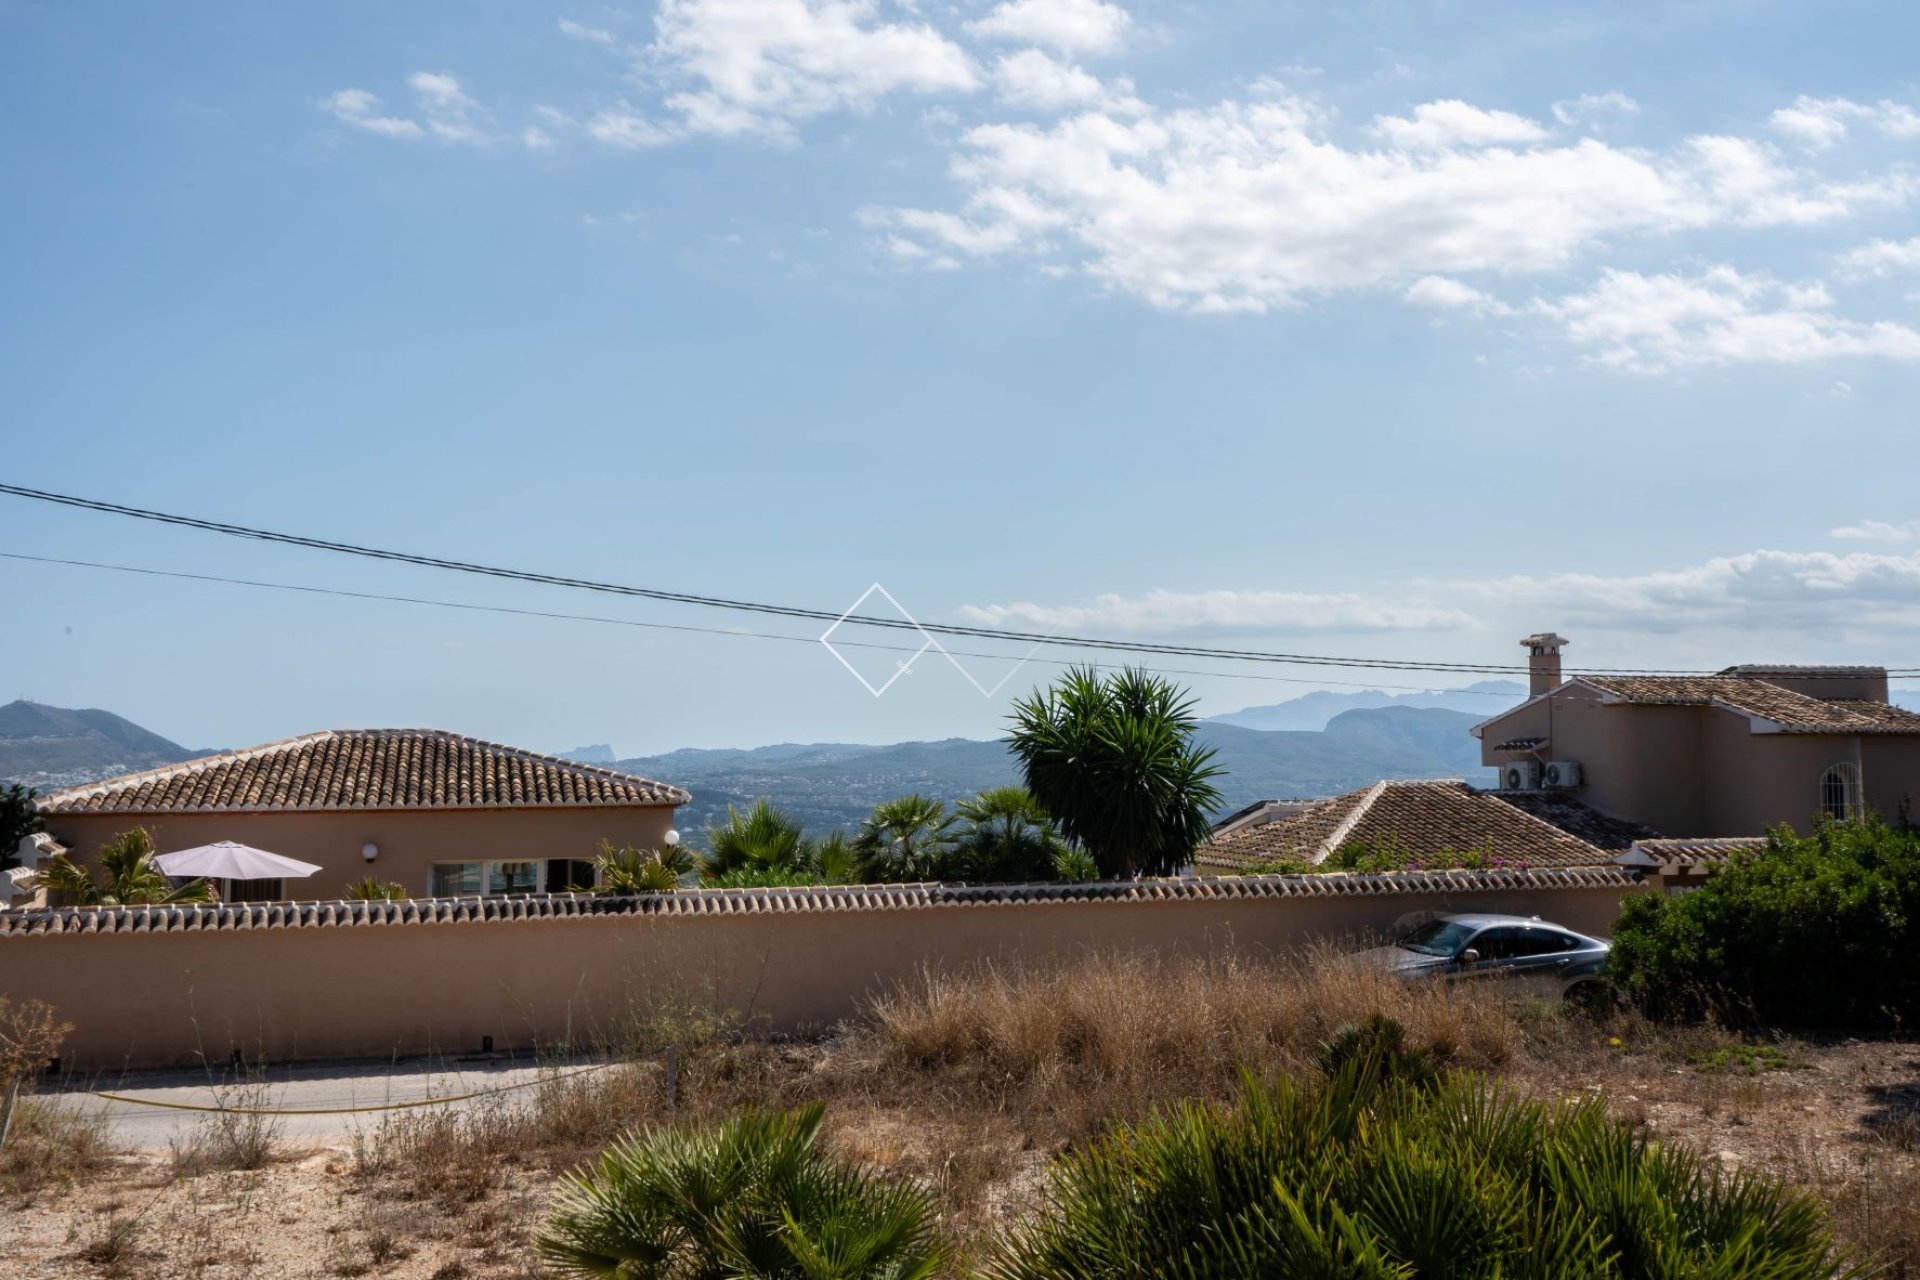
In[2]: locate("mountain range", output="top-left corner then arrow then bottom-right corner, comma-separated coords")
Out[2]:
0,700 -> 206,790
610,704 -> 1495,840
1206,679 -> 1525,732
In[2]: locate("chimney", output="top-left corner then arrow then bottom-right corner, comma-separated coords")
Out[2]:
1521,632 -> 1569,698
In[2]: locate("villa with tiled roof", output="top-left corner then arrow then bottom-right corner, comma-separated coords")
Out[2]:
1195,779 -> 1651,873
1474,635 -> 1920,840
30,729 -> 689,904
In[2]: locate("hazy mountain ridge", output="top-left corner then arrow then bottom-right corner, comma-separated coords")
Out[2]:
1208,679 -> 1526,732
0,700 -> 203,790
615,706 -> 1494,841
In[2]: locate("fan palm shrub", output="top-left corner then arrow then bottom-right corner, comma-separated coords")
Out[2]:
951,787 -> 1071,883
592,841 -> 694,894
854,795 -> 958,882
987,1057 -> 1858,1280
1008,667 -> 1223,879
33,828 -> 212,906
701,800 -> 815,883
344,876 -> 408,902
536,1101 -> 945,1279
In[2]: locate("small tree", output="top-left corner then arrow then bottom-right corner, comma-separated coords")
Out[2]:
33,827 -> 213,906
854,795 -> 957,882
952,786 -> 1071,882
0,784 -> 42,868
1008,667 -> 1224,879
0,997 -> 70,1150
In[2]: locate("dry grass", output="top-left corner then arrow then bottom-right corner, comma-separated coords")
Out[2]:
864,946 -> 1523,1133
169,1076 -> 287,1176
8,948 -> 1920,1276
0,1097 -> 117,1203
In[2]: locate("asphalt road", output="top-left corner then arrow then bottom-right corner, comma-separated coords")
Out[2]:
39,1056 -> 607,1149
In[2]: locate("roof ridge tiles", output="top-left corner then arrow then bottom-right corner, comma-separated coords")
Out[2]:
0,869 -> 1634,937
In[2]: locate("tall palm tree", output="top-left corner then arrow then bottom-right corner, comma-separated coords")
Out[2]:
1008,667 -> 1224,879
953,786 -> 1071,883
34,827 -> 214,906
853,795 -> 957,882
537,1102 -> 946,1280
700,799 -> 812,882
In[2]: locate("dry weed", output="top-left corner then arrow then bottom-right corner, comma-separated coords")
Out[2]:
0,1098 -> 116,1202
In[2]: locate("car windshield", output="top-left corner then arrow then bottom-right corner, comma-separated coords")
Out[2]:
1397,919 -> 1478,957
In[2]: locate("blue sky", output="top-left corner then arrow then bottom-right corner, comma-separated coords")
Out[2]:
3,0 -> 1920,757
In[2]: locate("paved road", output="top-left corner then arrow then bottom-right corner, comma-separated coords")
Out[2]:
40,1056 -> 606,1149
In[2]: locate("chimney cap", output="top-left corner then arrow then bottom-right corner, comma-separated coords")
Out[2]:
1520,632 -> 1570,652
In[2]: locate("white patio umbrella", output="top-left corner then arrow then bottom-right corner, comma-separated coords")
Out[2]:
152,841 -> 323,881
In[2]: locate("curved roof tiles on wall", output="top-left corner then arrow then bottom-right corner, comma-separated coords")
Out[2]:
0,867 -> 1635,937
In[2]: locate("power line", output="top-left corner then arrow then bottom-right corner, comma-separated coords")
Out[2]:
0,551 -> 1528,696
0,482 -> 1885,677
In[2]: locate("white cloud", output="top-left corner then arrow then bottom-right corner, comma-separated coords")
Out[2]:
1838,235 -> 1920,279
955,589 -> 1474,634
322,88 -> 424,137
322,73 -> 495,144
1403,275 -> 1512,315
879,92 -> 1910,313
1771,95 -> 1920,149
1370,100 -> 1548,150
988,49 -> 1117,111
966,0 -> 1132,57
647,0 -> 978,140
587,108 -> 679,148
1551,91 -> 1638,128
1543,265 -> 1920,372
960,544 -> 1920,644
558,17 -> 618,45
1832,520 -> 1920,542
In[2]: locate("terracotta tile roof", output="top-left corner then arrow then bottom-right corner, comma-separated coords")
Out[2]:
1486,791 -> 1657,853
1621,836 -> 1767,868
0,867 -> 1636,936
1578,676 -> 1920,734
1196,780 -> 1634,870
35,729 -> 689,815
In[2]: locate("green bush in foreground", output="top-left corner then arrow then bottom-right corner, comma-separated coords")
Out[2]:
536,1101 -> 945,1280
986,1057 -> 1857,1280
1609,818 -> 1920,1027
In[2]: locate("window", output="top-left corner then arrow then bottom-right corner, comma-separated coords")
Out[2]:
226,878 -> 284,903
431,862 -> 485,897
546,860 -> 597,893
431,859 -> 559,898
1820,763 -> 1861,821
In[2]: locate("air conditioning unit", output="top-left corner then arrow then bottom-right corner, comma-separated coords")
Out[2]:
1501,760 -> 1541,791
1543,760 -> 1583,789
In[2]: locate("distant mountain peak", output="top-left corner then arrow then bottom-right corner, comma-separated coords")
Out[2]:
0,699 -> 196,790
1208,680 -> 1525,733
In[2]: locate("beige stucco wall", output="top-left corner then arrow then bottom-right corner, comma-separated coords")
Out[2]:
1481,684 -> 1920,836
2,882 -> 1637,1070
43,807 -> 680,901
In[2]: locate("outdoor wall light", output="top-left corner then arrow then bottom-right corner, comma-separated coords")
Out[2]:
663,829 -> 681,847
361,841 -> 379,862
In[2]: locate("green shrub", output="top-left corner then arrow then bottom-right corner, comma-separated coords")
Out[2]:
986,1060 -> 1857,1280
537,1102 -> 946,1280
1609,818 -> 1920,1027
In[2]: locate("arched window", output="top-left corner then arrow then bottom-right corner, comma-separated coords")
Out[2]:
1820,763 -> 1861,822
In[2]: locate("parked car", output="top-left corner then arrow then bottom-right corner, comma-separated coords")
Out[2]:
1351,912 -> 1610,1001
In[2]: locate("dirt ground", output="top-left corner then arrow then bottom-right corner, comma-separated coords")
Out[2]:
2,1035 -> 1917,1279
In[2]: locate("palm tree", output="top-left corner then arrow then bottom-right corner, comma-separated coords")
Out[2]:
854,795 -> 957,882
953,786 -> 1071,883
33,827 -> 213,906
1008,667 -> 1224,879
700,799 -> 813,883
591,840 -> 694,894
344,876 -> 408,901
537,1102 -> 946,1280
